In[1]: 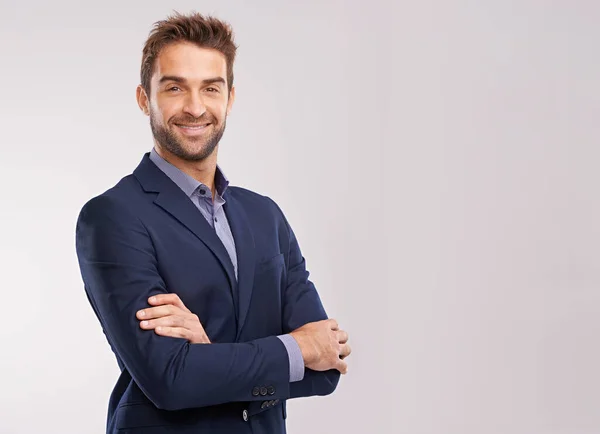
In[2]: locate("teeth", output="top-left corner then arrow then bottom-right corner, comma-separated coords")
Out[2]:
179,125 -> 205,129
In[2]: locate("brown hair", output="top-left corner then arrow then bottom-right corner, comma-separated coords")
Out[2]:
140,11 -> 238,94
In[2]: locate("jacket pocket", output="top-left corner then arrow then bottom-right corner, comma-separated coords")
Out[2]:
255,253 -> 285,274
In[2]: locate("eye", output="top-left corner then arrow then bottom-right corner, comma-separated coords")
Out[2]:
167,86 -> 181,92
205,87 -> 219,93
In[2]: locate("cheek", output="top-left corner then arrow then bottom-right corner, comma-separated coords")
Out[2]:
206,96 -> 229,114
211,104 -> 229,121
153,100 -> 179,124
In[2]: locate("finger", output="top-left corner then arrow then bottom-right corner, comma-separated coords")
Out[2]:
335,358 -> 348,375
148,294 -> 191,313
337,330 -> 348,344
339,343 -> 352,359
136,304 -> 175,320
155,326 -> 191,340
328,319 -> 339,330
140,315 -> 185,330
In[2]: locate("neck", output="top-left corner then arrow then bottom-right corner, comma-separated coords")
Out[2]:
154,144 -> 218,195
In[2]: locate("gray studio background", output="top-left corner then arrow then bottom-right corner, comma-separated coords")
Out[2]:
1,1 -> 599,433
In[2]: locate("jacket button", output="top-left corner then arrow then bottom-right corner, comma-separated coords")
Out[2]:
242,409 -> 248,421
260,386 -> 268,396
252,387 -> 260,396
261,401 -> 268,409
267,385 -> 276,395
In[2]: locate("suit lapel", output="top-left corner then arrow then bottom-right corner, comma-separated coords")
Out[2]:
223,190 -> 256,339
133,154 -> 237,302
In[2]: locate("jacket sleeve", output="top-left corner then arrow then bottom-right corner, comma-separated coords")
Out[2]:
75,195 -> 291,411
267,198 -> 341,399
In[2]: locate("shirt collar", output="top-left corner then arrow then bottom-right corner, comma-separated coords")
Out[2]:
149,147 -> 230,198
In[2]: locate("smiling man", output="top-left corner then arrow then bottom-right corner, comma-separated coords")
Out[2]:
75,11 -> 351,434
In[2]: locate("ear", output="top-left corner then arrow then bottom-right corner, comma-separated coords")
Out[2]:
136,85 -> 150,116
226,85 -> 236,116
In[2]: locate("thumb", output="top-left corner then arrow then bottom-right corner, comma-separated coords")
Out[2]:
335,358 -> 348,375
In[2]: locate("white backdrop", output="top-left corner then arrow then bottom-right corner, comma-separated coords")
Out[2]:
1,1 -> 599,433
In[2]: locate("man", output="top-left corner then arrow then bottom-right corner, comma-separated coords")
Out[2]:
75,11 -> 351,434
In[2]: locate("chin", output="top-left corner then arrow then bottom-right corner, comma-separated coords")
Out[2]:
182,146 -> 212,161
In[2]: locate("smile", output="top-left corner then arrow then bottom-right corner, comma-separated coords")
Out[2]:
175,123 -> 211,135
176,124 -> 210,129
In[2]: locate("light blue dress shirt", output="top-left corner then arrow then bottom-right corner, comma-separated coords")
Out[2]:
149,148 -> 305,382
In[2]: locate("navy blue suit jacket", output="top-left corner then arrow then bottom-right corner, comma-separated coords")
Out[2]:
75,153 -> 340,433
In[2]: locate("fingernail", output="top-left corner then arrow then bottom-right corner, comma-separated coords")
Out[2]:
138,310 -> 145,317
149,296 -> 156,303
141,321 -> 148,327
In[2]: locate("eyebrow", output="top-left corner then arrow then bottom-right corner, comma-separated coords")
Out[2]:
158,76 -> 226,86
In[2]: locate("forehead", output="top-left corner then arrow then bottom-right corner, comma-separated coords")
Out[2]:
153,42 -> 227,83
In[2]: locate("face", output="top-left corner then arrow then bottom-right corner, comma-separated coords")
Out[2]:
137,42 -> 235,161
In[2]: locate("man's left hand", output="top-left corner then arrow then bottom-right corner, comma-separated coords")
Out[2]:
136,293 -> 211,344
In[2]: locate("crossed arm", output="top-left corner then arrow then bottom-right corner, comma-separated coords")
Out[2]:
76,195 -> 350,411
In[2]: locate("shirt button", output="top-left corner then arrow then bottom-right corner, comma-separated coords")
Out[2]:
242,409 -> 248,421
214,217 -> 218,222
199,189 -> 206,195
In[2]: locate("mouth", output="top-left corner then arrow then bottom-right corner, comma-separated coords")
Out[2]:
174,123 -> 211,135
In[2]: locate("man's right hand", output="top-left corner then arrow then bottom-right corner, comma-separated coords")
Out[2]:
290,319 -> 351,374
137,294 -> 211,344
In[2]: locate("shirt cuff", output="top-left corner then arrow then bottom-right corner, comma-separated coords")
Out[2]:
277,334 -> 305,382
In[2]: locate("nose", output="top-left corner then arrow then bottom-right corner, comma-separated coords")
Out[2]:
182,93 -> 207,119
